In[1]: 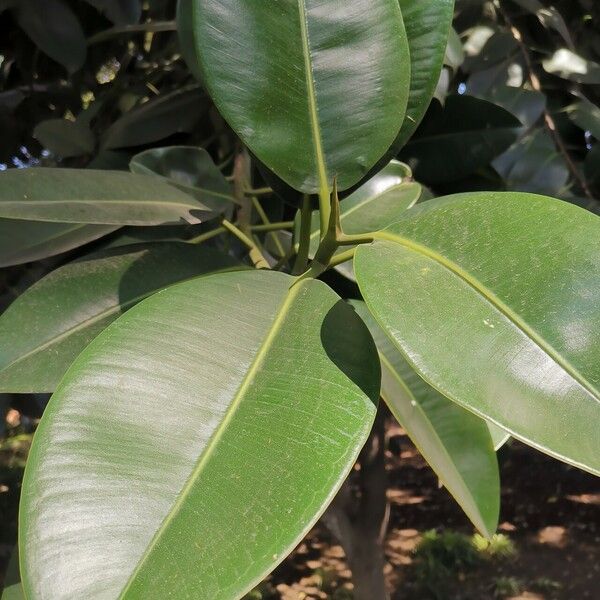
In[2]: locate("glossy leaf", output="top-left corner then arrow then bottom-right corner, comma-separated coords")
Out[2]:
351,300 -> 500,537
567,99 -> 600,140
493,130 -> 569,196
20,270 -> 379,599
33,119 -> 95,158
0,168 -> 213,225
102,86 -> 205,150
0,219 -> 117,268
0,585 -> 24,600
354,192 -> 600,475
0,243 -> 239,392
399,96 -> 521,184
14,0 -> 86,73
393,0 -> 455,152
477,86 -> 546,130
130,146 -> 235,213
187,0 -> 410,194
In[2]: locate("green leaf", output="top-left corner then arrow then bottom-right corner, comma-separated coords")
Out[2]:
187,0 -> 410,195
493,129 -> 569,196
393,0 -> 455,152
0,168 -> 213,225
399,96 -> 521,184
567,99 -> 600,140
102,86 -> 205,150
584,144 -> 600,190
444,27 -> 464,71
14,0 -> 86,73
129,146 -> 235,213
354,192 -> 600,475
476,86 -> 546,130
20,270 -> 379,599
176,0 -> 204,82
297,160 -> 421,278
350,300 -> 499,537
0,243 -> 239,392
0,584 -> 24,600
0,219 -> 117,267
33,119 -> 95,158
542,49 -> 600,84
512,0 -> 574,49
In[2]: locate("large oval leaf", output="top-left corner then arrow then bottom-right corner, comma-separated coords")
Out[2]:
351,300 -> 499,537
129,146 -> 235,213
188,0 -> 410,194
394,0 -> 455,150
354,192 -> 600,475
0,219 -> 117,268
0,168 -> 212,225
0,243 -> 239,393
20,270 -> 379,599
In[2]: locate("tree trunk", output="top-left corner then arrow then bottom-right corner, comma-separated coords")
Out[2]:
321,405 -> 390,600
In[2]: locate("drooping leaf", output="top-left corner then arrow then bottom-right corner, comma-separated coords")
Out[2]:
186,0 -> 410,195
0,168 -> 213,225
399,96 -> 521,184
296,161 -> 421,278
542,49 -> 600,84
14,0 -> 86,73
102,86 -> 205,150
0,243 -> 240,392
83,0 -> 141,24
0,219 -> 117,268
20,270 -> 380,599
393,0 -> 455,152
354,192 -> 600,475
33,119 -> 95,158
129,146 -> 235,213
351,300 -> 500,537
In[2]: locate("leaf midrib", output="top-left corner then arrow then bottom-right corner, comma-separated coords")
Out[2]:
298,0 -> 329,200
372,231 -> 600,402
117,277 -> 304,598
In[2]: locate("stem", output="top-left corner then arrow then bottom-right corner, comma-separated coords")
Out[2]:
245,187 -> 273,196
87,21 -> 177,45
221,220 -> 269,269
188,226 -> 226,245
328,248 -> 356,268
250,221 -> 294,232
293,195 -> 313,275
318,187 -> 331,240
251,197 -> 286,257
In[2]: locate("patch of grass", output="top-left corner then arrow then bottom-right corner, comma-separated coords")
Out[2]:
492,576 -> 523,598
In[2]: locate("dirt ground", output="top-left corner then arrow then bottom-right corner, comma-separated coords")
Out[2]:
1,416 -> 598,599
